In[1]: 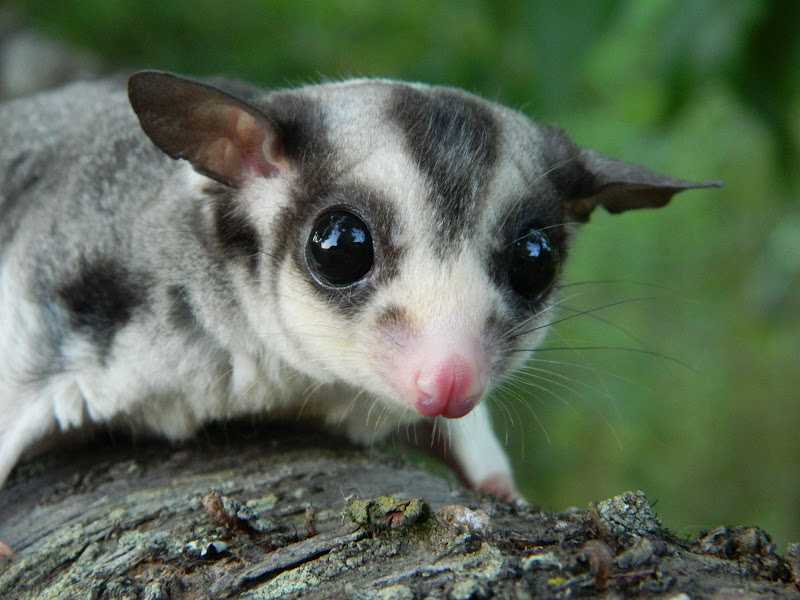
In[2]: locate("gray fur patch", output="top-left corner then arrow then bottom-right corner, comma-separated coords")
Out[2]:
166,285 -> 200,333
0,151 -> 49,251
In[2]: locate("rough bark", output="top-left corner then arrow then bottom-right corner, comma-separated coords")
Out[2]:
1,424 -> 798,599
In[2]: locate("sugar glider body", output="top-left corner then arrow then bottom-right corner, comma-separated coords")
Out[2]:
0,72 -> 716,495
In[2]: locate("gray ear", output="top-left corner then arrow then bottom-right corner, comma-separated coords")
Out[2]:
542,126 -> 722,222
128,71 -> 287,186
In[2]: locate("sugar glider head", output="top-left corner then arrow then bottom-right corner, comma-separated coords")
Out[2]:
129,71 -> 719,422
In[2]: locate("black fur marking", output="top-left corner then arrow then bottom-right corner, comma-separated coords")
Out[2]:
259,94 -> 404,319
57,259 -> 148,361
486,197 -> 568,316
210,186 -> 261,276
538,125 -> 597,206
264,94 -> 331,168
288,185 -> 404,319
261,94 -> 336,281
389,86 -> 499,254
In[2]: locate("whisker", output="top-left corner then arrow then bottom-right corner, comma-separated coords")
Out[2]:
511,365 -> 598,403
521,356 -> 638,391
519,344 -> 693,370
558,304 -> 649,351
498,366 -> 625,451
509,296 -> 665,339
296,380 -> 327,419
336,389 -> 366,428
503,370 -> 583,417
501,290 -> 588,338
492,381 -> 551,445
560,279 -> 678,292
430,418 -> 443,450
489,390 -> 518,431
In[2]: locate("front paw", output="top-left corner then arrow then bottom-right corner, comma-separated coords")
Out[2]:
477,473 -> 522,503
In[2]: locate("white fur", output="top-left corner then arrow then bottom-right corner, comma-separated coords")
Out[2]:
447,403 -> 513,487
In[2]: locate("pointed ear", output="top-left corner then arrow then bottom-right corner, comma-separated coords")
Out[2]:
128,71 -> 287,186
563,150 -> 722,222
542,127 -> 722,222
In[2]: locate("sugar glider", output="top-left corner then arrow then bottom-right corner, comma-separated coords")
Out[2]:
0,72 -> 719,498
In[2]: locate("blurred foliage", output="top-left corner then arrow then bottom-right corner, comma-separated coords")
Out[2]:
7,0 -> 800,548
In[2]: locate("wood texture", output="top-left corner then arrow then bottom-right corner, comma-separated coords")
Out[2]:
1,424 -> 798,599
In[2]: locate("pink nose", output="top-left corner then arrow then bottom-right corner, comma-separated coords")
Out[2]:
413,355 -> 483,419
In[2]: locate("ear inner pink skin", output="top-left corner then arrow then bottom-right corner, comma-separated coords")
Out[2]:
220,108 -> 273,180
196,104 -> 287,182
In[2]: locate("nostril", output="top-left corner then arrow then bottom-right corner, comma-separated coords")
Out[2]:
442,393 -> 478,419
412,355 -> 483,418
415,391 -> 445,417
414,369 -> 452,417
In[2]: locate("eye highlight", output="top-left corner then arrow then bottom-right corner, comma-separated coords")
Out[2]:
508,226 -> 560,302
306,210 -> 374,286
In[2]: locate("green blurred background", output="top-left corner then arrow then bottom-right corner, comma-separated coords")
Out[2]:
4,0 -> 799,548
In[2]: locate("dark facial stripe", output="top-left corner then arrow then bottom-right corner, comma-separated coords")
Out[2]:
57,258 -> 149,363
207,185 -> 261,277
263,93 -> 337,283
260,93 -> 403,319
285,185 -> 403,319
389,85 -> 499,255
537,124 -> 599,219
485,188 -> 569,325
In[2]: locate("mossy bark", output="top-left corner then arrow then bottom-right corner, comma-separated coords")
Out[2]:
1,425 -> 798,599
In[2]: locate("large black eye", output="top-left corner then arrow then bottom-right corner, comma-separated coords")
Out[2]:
508,227 -> 560,302
307,210 -> 374,286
